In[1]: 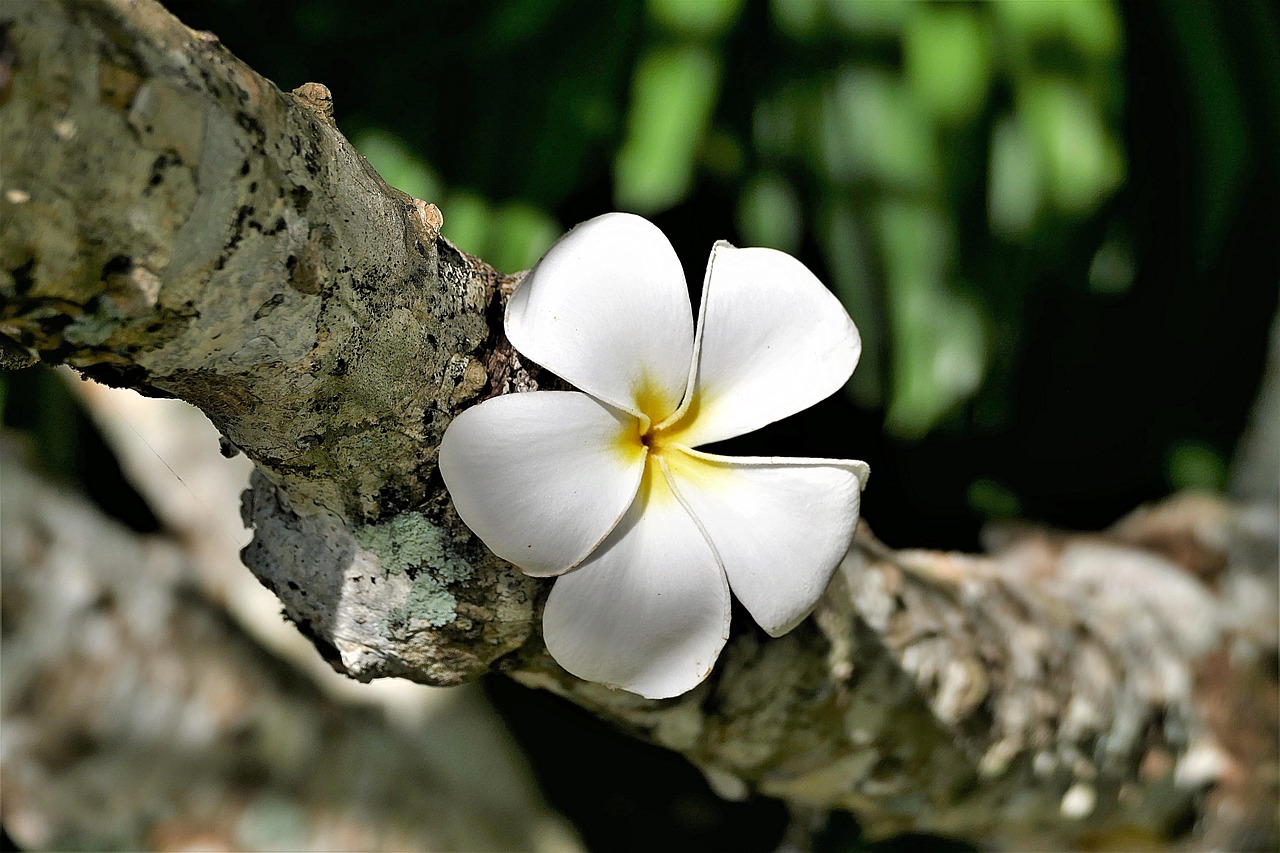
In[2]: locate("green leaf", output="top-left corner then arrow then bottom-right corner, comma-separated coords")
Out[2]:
770,0 -> 823,39
1020,79 -> 1124,216
647,0 -> 743,37
904,6 -> 992,125
353,129 -> 440,203
968,478 -> 1022,518
614,46 -> 721,213
821,68 -> 940,191
826,0 -> 913,38
488,203 -> 561,274
1167,440 -> 1228,493
992,0 -> 1121,60
876,200 -> 987,438
987,113 -> 1042,237
440,191 -> 491,258
736,173 -> 802,253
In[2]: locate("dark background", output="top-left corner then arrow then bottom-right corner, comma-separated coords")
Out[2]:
4,1 -> 1277,850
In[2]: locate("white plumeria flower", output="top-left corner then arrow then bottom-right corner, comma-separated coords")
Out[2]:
439,212 -> 869,699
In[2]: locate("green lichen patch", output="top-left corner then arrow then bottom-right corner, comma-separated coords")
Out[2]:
355,511 -> 473,629
354,511 -> 472,580
394,573 -> 459,628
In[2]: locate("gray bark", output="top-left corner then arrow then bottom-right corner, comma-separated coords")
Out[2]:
0,438 -> 580,852
1,0 -> 1276,848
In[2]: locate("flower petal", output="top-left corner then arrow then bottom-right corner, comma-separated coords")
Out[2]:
543,460 -> 731,699
665,447 -> 869,637
662,242 -> 860,445
438,391 -> 645,577
506,212 -> 695,421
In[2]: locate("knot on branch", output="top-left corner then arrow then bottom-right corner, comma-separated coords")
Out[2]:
291,82 -> 334,124
408,198 -> 444,241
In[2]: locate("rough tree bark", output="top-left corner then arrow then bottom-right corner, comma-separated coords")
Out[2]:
1,0 -> 1276,849
0,438 -> 580,852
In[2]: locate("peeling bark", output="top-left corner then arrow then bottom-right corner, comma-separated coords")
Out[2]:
1,1 -> 1275,848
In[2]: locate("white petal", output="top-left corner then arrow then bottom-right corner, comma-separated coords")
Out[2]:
543,460 -> 731,699
665,447 -> 868,637
438,391 -> 645,577
506,213 -> 695,421
661,242 -> 860,445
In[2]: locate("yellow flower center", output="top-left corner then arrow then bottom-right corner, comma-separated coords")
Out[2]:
613,374 -> 697,504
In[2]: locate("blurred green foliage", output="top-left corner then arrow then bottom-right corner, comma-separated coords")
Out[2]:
0,0 -> 1269,545
341,0 -> 1138,440
614,44 -> 721,213
4,2 -> 1278,851
6,0 -> 1277,542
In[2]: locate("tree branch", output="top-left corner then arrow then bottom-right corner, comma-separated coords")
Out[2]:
2,1 -> 1275,847
0,438 -> 578,852
0,0 -> 541,684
